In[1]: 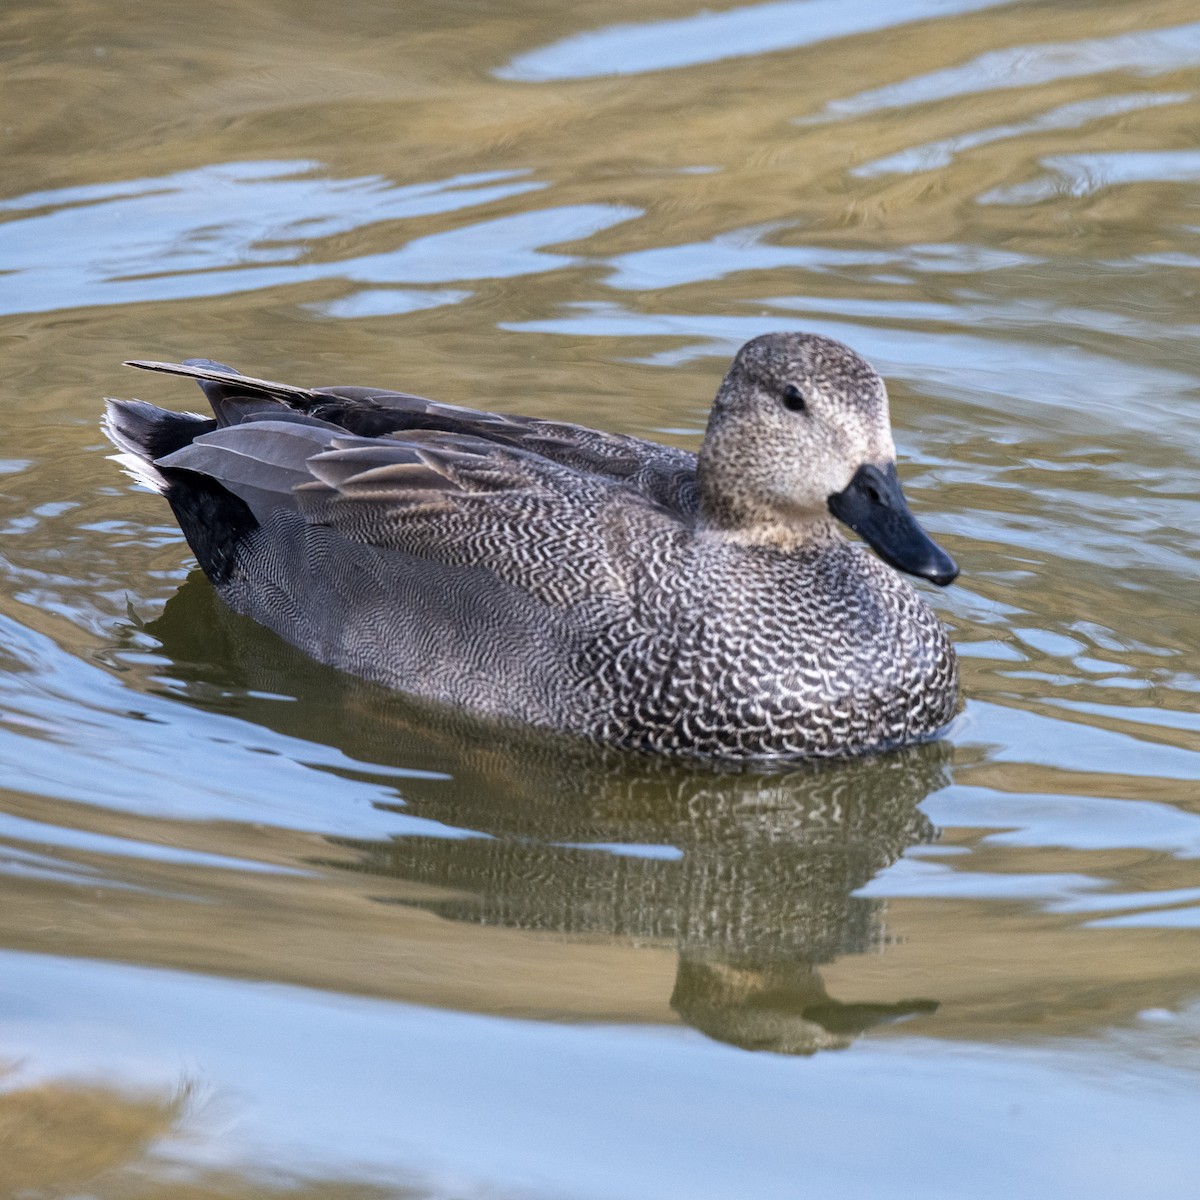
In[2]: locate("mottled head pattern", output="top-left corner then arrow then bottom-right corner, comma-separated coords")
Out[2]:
697,332 -> 895,539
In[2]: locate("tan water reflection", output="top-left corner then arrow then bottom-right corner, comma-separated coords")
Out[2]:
0,1070 -> 182,1197
0,1066 -> 426,1200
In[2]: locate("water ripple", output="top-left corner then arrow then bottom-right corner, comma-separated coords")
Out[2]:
818,20 -> 1200,116
0,161 -> 639,316
982,148 -> 1200,202
498,0 -> 1013,81
854,93 -> 1190,178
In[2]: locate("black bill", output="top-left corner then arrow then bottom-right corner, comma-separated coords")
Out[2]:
827,462 -> 958,586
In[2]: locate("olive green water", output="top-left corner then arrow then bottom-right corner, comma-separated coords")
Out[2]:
2,1 -> 1200,1196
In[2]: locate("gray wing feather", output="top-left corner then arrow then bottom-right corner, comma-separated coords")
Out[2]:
127,358 -> 699,515
153,407 -> 657,605
297,434 -> 649,605
127,358 -> 691,605
157,420 -> 337,521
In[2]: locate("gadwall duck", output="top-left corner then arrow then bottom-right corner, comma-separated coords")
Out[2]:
104,332 -> 959,759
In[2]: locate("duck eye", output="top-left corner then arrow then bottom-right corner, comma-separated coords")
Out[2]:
781,383 -> 807,413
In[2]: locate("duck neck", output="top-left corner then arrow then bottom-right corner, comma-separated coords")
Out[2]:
695,428 -> 844,551
696,499 -> 843,552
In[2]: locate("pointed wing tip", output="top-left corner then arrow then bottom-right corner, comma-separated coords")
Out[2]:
123,359 -> 242,376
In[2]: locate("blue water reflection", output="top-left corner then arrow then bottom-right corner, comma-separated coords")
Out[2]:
4,950 -> 1200,1200
503,305 -> 1200,442
499,0 -> 1013,81
0,612 -> 455,837
854,93 -> 1189,178
604,232 -> 1040,291
982,149 -> 1200,202
926,786 -> 1200,857
818,21 -> 1200,116
0,162 -> 639,315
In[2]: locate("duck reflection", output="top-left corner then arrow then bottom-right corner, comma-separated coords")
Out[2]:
143,574 -> 949,1054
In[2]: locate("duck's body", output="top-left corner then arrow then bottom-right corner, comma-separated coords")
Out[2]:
105,333 -> 959,759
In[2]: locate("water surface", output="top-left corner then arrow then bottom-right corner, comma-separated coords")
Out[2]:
2,1 -> 1199,1196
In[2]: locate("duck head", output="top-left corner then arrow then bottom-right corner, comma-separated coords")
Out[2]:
696,332 -> 958,586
